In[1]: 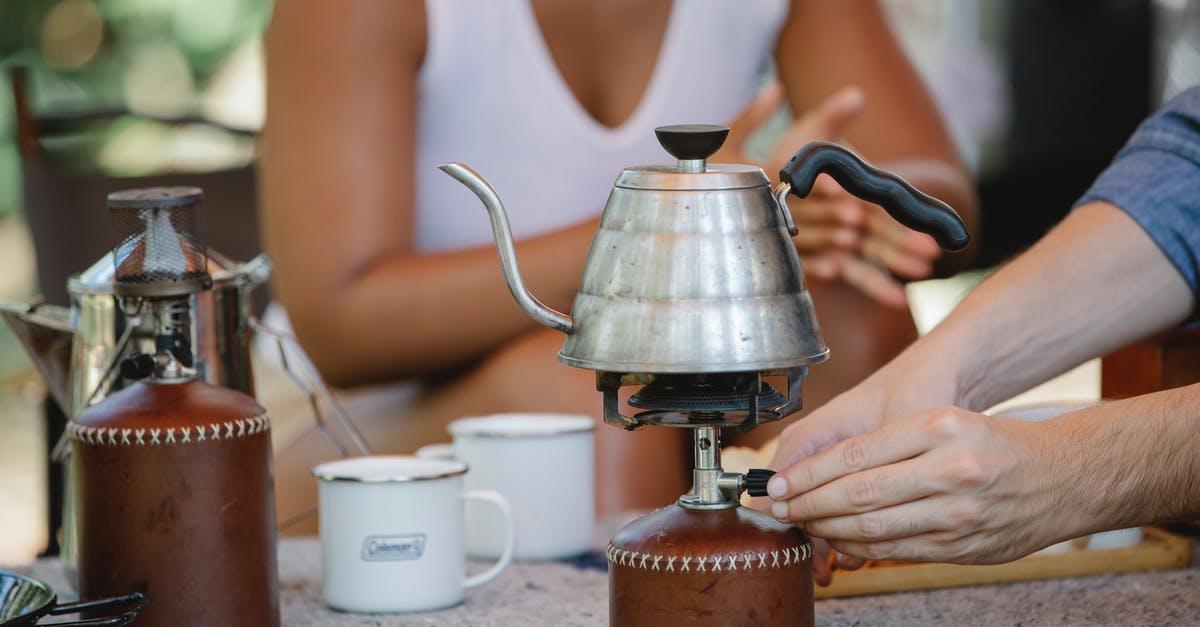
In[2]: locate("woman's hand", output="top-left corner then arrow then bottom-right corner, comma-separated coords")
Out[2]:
717,84 -> 946,308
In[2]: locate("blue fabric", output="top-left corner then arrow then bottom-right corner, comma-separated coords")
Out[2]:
1075,86 -> 1200,296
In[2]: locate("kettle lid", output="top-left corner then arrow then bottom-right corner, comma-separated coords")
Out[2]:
615,124 -> 767,191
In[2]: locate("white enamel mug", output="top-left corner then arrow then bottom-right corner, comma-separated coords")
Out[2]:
313,456 -> 515,613
442,413 -> 595,561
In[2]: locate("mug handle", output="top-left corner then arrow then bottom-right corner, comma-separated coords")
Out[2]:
462,489 -> 516,589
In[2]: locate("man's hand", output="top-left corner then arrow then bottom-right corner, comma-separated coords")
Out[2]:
767,406 -> 1066,568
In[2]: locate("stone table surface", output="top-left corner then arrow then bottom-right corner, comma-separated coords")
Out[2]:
13,533 -> 1200,626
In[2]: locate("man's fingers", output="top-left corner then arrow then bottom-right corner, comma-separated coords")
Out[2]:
834,552 -> 867,572
768,418 -> 932,501
767,395 -> 871,471
811,537 -> 834,586
801,495 -> 966,544
827,528 -> 985,564
773,457 -> 936,523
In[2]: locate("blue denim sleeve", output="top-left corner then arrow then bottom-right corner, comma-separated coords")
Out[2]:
1074,86 -> 1200,296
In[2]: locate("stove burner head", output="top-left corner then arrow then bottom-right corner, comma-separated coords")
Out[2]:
629,379 -> 786,413
597,369 -> 806,431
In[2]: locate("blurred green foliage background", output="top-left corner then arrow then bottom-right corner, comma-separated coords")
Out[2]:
0,0 -> 272,219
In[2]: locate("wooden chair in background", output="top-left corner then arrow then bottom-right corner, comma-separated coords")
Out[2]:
1101,329 -> 1200,399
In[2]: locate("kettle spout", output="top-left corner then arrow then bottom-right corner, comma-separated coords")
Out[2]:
1,301 -> 75,413
438,163 -> 574,334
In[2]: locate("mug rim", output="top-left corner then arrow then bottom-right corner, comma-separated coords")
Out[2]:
448,413 -> 595,438
312,455 -> 468,483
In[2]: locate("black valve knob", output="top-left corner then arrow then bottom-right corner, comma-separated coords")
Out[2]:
744,468 -> 776,497
120,353 -> 156,381
655,124 -> 729,161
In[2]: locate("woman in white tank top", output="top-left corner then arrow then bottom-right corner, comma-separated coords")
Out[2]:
262,0 -> 977,526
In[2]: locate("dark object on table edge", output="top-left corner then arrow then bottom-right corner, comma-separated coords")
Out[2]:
0,570 -> 146,626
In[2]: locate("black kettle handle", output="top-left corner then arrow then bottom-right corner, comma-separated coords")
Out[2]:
779,141 -> 969,251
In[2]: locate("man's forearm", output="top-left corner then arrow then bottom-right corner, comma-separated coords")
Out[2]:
1048,385 -> 1200,536
918,202 -> 1193,411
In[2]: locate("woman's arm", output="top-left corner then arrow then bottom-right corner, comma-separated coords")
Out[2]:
261,0 -> 595,386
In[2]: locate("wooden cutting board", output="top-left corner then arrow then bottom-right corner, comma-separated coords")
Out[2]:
814,527 -> 1191,599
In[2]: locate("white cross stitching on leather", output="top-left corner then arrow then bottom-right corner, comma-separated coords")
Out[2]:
166,428 -> 176,444
792,547 -> 801,563
666,556 -> 676,572
727,555 -> 738,571
210,424 -> 220,440
696,556 -> 706,573
651,555 -> 661,571
135,429 -> 146,445
150,429 -> 161,445
236,420 -> 246,437
181,427 -> 191,443
224,422 -> 235,438
771,550 -> 780,567
681,556 -> 691,573
106,429 -> 117,445
121,429 -> 131,445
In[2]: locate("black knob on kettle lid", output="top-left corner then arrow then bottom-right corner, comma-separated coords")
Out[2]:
655,124 -> 729,161
744,468 -> 776,498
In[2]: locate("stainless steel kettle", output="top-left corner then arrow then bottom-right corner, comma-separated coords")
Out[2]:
440,125 -> 968,375
1,250 -> 270,418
